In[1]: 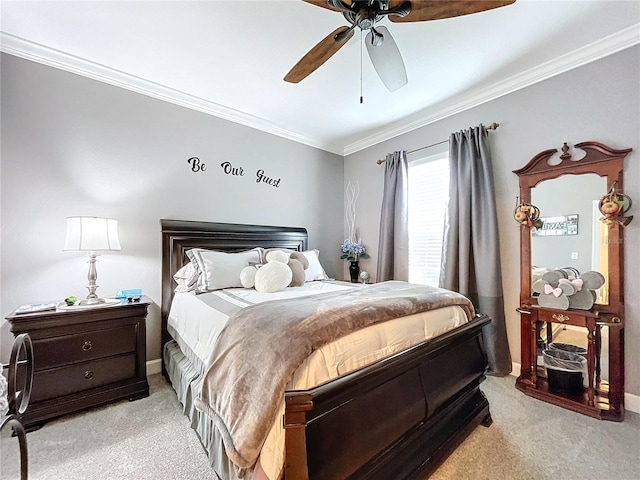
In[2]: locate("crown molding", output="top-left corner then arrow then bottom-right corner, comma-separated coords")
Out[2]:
0,32 -> 344,156
2,23 -> 638,158
343,23 -> 640,156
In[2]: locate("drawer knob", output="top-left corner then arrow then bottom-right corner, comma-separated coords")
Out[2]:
82,341 -> 92,351
552,313 -> 569,322
84,371 -> 94,380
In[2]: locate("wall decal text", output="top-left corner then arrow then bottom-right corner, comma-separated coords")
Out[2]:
186,157 -> 282,188
187,157 -> 206,172
220,161 -> 245,176
256,169 -> 281,188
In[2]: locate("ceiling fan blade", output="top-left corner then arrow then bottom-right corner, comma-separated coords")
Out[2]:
284,26 -> 355,83
365,26 -> 407,92
302,0 -> 352,13
388,0 -> 515,23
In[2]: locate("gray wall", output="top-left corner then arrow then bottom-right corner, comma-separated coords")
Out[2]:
0,53 -> 344,363
2,46 -> 638,399
344,46 -> 640,397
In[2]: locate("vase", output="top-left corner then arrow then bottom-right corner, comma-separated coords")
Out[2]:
349,260 -> 360,283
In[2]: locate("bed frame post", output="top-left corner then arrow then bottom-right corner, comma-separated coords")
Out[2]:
283,393 -> 313,480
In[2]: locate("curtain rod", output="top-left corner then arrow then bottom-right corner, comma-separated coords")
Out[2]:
376,122 -> 500,164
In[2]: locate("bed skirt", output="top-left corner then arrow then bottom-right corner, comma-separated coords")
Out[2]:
163,340 -> 254,480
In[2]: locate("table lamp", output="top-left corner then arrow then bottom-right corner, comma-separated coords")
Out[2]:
63,216 -> 121,305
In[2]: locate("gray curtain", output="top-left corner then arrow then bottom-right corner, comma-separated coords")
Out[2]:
440,125 -> 512,376
376,151 -> 408,282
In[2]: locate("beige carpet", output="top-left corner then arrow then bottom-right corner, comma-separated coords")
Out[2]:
2,374 -> 639,480
1,375 -> 216,480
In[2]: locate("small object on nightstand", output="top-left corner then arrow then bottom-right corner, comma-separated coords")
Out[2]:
64,296 -> 77,306
116,288 -> 142,303
14,303 -> 57,315
359,271 -> 370,284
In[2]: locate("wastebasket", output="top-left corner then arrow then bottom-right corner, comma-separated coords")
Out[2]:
543,348 -> 587,392
549,342 -> 587,357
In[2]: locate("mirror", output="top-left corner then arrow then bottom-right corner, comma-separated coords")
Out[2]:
514,141 -> 630,419
531,173 -> 609,304
514,141 -> 628,314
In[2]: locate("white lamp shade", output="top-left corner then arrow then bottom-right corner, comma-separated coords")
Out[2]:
64,217 -> 121,251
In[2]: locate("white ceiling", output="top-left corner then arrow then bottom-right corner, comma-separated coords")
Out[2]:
1,1 -> 639,155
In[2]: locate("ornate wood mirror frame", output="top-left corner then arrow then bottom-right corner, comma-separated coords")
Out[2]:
513,141 -> 631,421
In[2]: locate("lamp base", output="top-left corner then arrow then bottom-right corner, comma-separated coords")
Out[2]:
80,252 -> 105,306
79,296 -> 106,306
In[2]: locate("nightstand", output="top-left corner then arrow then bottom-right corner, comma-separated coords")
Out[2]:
5,297 -> 150,430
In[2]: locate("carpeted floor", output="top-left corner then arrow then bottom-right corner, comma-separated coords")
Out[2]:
2,374 -> 639,480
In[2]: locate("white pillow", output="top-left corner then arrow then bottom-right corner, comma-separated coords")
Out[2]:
265,250 -> 289,264
254,261 -> 292,293
187,248 -> 262,291
173,262 -> 199,293
240,265 -> 259,288
302,249 -> 329,282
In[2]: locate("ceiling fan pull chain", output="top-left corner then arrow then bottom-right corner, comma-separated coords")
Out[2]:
360,29 -> 364,104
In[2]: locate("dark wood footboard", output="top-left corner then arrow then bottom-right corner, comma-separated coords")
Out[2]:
284,314 -> 491,480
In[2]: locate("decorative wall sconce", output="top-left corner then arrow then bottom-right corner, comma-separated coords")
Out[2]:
599,181 -> 633,226
513,197 -> 543,229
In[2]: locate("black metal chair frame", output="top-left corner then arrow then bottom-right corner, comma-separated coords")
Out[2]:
1,333 -> 34,480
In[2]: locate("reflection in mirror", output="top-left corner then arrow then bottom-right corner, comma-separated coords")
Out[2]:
531,173 -> 609,304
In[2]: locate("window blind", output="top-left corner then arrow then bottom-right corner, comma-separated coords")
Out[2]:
408,154 -> 449,286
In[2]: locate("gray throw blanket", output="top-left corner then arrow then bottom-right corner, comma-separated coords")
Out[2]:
194,281 -> 474,469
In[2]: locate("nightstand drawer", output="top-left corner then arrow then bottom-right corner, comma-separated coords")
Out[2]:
33,325 -> 137,370
30,353 -> 137,402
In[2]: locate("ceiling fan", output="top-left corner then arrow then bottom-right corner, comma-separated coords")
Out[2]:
284,0 -> 516,92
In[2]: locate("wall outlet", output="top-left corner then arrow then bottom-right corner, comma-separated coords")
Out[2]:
571,252 -> 579,260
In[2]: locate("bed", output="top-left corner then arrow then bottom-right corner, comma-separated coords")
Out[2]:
161,219 -> 492,480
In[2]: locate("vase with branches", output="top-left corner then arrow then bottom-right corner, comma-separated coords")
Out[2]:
343,180 -> 370,282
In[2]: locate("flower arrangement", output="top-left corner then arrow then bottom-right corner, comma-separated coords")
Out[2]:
340,239 -> 370,262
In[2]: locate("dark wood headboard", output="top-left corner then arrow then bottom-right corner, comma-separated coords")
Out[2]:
160,219 -> 308,349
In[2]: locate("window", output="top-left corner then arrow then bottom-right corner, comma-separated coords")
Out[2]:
408,153 -> 449,287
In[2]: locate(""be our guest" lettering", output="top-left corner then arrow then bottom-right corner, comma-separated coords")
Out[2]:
187,157 -> 282,188
256,169 -> 281,188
